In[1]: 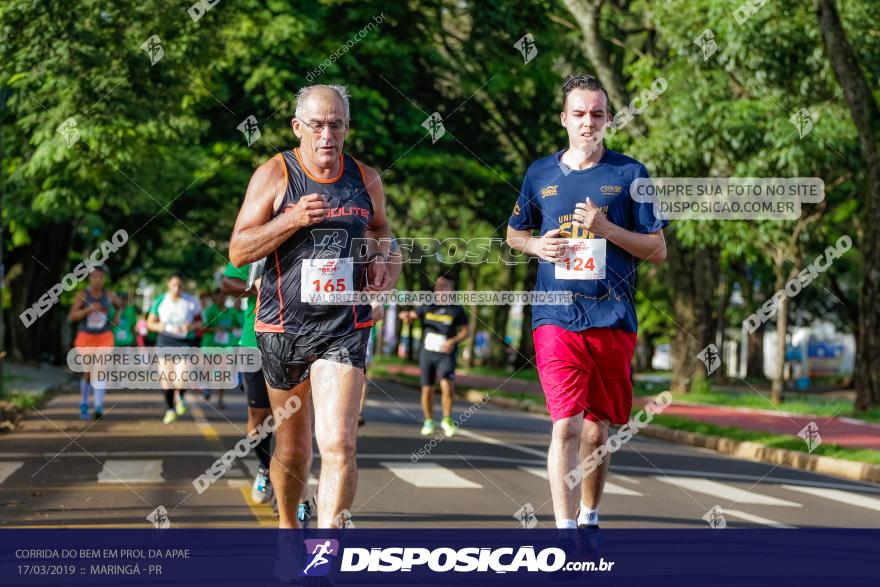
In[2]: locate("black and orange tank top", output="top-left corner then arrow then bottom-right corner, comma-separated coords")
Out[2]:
255,149 -> 375,336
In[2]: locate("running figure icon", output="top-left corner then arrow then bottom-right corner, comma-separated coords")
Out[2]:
302,540 -> 336,575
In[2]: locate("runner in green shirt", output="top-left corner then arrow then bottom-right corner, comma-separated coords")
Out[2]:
221,262 -> 278,507
113,293 -> 138,347
201,289 -> 240,409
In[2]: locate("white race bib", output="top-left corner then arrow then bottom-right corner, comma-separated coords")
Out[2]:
214,330 -> 229,344
424,332 -> 449,353
87,311 -> 108,330
301,257 -> 355,302
555,239 -> 606,280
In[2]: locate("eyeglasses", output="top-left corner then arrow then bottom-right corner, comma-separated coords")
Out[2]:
298,118 -> 348,134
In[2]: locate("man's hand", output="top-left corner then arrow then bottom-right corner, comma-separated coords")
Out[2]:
534,228 -> 568,263
573,198 -> 613,237
283,194 -> 330,229
440,340 -> 456,354
370,302 -> 385,322
365,255 -> 391,291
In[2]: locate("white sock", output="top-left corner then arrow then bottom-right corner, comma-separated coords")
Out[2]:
556,519 -> 577,529
93,386 -> 106,410
578,503 -> 599,526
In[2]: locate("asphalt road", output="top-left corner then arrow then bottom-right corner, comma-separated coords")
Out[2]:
1,377 -> 879,529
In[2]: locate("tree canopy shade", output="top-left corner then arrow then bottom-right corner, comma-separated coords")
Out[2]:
2,0 -> 877,409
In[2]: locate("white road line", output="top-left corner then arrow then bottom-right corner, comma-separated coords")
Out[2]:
723,509 -> 796,528
518,466 -> 643,496
782,485 -> 880,513
0,462 -> 24,484
455,428 -> 546,458
381,462 -> 482,488
655,476 -> 801,507
611,465 -> 880,495
98,460 -> 163,484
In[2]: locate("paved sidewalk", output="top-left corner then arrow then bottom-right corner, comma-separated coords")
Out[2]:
2,362 -> 73,398
380,362 -> 880,451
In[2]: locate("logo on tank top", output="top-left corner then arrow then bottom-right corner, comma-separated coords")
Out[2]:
325,206 -> 369,220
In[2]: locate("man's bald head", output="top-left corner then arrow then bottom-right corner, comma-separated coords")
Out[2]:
294,84 -> 350,121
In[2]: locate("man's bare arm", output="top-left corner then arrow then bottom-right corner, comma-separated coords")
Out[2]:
360,163 -> 393,290
229,156 -> 329,267
362,164 -> 392,256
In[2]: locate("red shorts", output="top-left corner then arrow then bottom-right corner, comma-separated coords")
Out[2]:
533,325 -> 637,424
74,330 -> 115,349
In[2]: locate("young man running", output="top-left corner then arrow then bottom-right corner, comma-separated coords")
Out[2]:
229,84 -> 393,529
69,266 -> 122,420
399,273 -> 469,437
507,74 -> 667,531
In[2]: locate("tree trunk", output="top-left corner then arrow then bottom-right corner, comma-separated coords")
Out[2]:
747,325 -> 765,379
6,223 -> 75,364
771,291 -> 789,405
816,0 -> 880,410
715,272 -> 729,382
739,273 -> 766,378
667,234 -> 719,393
464,265 -> 479,368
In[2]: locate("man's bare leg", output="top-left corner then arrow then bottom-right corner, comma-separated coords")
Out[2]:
310,359 -> 364,528
420,385 -> 435,420
439,379 -> 454,418
579,419 -> 609,523
548,415 -> 584,525
267,379 -> 312,528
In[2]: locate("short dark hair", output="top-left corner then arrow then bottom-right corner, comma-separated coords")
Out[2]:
168,272 -> 184,281
562,74 -> 609,110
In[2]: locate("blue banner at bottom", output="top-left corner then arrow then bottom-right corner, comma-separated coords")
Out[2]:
1,529 -> 877,586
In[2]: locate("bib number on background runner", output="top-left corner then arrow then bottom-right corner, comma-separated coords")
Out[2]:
87,311 -> 108,330
424,332 -> 449,353
301,257 -> 355,302
555,239 -> 606,280
214,330 -> 229,344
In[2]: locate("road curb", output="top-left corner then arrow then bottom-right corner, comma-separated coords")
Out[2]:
636,424 -> 880,484
454,387 -> 880,484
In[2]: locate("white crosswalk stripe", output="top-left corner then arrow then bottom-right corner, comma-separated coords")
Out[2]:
655,476 -> 801,507
97,460 -> 163,483
0,461 -> 23,484
782,485 -> 880,513
381,462 -> 482,488
518,467 -> 643,496
722,509 -> 796,528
